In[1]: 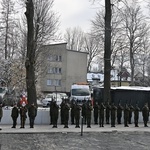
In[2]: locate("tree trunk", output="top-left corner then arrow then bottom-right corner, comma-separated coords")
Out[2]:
25,0 -> 37,105
103,0 -> 111,103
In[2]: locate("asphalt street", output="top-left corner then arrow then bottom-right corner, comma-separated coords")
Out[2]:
0,124 -> 150,150
0,132 -> 150,150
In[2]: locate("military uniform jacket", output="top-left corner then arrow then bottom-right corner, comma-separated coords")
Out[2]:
75,104 -> 81,118
86,104 -> 93,116
134,106 -> 140,119
142,106 -> 149,119
99,104 -> 106,116
20,106 -> 27,118
111,105 -> 117,118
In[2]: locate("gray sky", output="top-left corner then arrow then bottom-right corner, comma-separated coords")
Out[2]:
53,0 -> 148,35
53,0 -> 100,34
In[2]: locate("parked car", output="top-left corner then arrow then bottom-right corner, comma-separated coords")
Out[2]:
59,93 -> 68,100
42,93 -> 62,107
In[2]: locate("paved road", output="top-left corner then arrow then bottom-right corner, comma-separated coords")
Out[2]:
0,131 -> 150,150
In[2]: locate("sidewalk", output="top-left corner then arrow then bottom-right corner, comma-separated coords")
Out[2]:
0,123 -> 150,134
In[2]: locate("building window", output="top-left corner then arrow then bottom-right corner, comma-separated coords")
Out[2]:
47,68 -> 53,74
47,80 -> 52,85
47,79 -> 61,86
47,54 -> 62,62
48,67 -> 61,74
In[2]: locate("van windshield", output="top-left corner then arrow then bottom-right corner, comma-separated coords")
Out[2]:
72,89 -> 90,96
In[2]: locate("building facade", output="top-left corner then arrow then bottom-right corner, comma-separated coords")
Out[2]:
37,43 -> 88,94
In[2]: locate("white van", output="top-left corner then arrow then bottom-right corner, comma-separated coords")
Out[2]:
70,83 -> 91,104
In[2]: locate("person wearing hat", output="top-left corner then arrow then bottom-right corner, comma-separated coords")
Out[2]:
11,103 -> 19,128
0,103 -> 3,130
20,101 -> 27,128
28,103 -> 37,128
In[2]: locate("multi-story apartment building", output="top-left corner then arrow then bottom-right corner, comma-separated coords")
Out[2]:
37,43 -> 88,94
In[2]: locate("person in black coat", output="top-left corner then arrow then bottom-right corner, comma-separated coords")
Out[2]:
52,101 -> 59,128
28,103 -> 37,128
60,99 -> 65,125
11,104 -> 19,128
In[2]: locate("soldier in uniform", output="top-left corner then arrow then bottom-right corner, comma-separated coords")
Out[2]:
28,103 -> 37,128
82,99 -> 87,124
134,103 -> 140,127
63,99 -> 70,128
20,102 -> 27,128
93,101 -> 99,124
99,102 -> 105,127
52,100 -> 59,128
74,100 -> 81,128
60,99 -> 65,125
105,101 -> 111,124
0,103 -> 3,130
128,103 -> 134,124
142,103 -> 149,127
117,102 -> 123,124
124,103 -> 130,127
86,100 -> 93,128
70,99 -> 76,125
110,103 -> 117,127
11,103 -> 19,128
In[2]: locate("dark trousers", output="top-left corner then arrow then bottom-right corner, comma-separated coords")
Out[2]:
87,117 -> 91,127
75,117 -> 80,127
29,117 -> 35,128
20,117 -> 26,128
12,117 -> 17,127
94,112 -> 98,124
99,116 -> 104,127
117,114 -> 122,124
71,111 -> 75,124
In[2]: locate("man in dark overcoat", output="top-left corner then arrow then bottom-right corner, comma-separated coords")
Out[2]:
11,103 -> 19,128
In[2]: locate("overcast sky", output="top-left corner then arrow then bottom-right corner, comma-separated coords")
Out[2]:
53,0 -> 148,35
53,0 -> 101,34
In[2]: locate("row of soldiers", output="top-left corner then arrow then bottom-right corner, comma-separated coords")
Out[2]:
0,102 -> 37,130
50,98 -> 149,128
92,102 -> 149,128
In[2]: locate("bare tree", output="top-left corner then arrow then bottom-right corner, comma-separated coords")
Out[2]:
83,33 -> 103,72
121,0 -> 149,85
24,0 -> 59,104
64,27 -> 85,51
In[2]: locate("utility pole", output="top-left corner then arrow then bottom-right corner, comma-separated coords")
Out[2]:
103,0 -> 112,103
